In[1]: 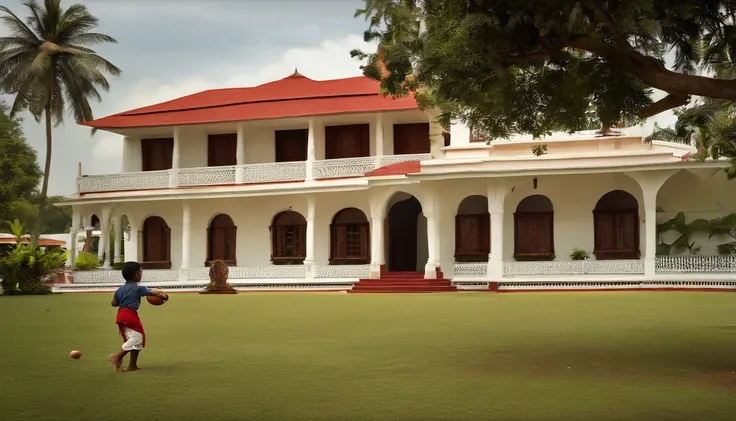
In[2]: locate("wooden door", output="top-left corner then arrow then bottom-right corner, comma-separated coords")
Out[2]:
141,138 -> 174,171
208,134 -> 237,166
387,197 -> 422,271
594,210 -> 639,258
275,129 -> 308,162
514,213 -> 554,257
142,217 -> 171,268
325,124 -> 369,159
393,123 -> 430,154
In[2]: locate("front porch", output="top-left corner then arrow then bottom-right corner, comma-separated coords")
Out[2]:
60,167 -> 736,292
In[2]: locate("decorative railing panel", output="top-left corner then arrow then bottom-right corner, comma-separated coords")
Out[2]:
315,265 -> 370,278
74,269 -> 179,283
77,171 -> 170,193
76,154 -> 432,193
453,263 -> 488,277
240,162 -> 307,184
177,166 -> 237,186
503,260 -> 644,277
655,256 -> 736,273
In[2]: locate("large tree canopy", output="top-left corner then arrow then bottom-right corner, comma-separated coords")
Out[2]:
0,100 -> 70,233
351,0 -> 736,138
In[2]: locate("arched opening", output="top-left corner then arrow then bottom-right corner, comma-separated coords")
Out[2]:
207,214 -> 237,266
593,190 -> 640,259
330,208 -> 370,264
84,214 -> 101,253
142,216 -> 171,269
514,195 -> 554,261
386,193 -> 427,271
455,195 -> 490,262
271,211 -> 306,264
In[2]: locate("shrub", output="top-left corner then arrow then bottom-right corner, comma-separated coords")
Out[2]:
75,251 -> 101,271
0,244 -> 66,295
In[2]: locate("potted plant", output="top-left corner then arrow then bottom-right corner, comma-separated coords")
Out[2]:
570,248 -> 590,261
200,259 -> 237,294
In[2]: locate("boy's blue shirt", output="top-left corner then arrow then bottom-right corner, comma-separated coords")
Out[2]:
114,282 -> 153,310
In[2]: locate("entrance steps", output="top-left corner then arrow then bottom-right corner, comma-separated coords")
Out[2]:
349,270 -> 457,293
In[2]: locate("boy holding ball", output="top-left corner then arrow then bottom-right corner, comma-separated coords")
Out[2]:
109,261 -> 169,372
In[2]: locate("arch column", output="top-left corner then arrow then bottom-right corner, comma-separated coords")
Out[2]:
180,202 -> 192,281
369,192 -> 386,279
305,194 -> 316,279
625,170 -> 677,277
487,180 -> 510,281
423,187 -> 441,279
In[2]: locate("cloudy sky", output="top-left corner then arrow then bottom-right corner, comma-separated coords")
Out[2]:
0,0 -> 677,196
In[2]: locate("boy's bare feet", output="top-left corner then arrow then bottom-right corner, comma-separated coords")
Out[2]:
109,351 -> 127,372
126,366 -> 139,371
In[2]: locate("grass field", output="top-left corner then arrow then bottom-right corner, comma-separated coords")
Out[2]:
2,292 -> 736,420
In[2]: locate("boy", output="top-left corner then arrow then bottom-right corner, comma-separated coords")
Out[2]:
109,261 -> 169,372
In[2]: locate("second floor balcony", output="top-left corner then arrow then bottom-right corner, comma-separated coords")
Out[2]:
77,111 -> 445,194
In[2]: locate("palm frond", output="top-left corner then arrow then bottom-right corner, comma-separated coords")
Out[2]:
0,6 -> 39,42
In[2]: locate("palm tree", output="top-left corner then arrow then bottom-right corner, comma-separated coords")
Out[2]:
0,0 -> 120,243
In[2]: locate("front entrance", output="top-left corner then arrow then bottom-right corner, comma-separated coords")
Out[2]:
386,193 -> 427,272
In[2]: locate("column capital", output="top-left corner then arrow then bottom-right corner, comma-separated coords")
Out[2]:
624,170 -> 677,202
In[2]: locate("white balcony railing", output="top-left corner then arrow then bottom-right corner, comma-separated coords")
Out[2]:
76,154 -> 431,194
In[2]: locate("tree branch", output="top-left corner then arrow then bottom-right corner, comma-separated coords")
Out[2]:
568,37 -> 736,102
636,93 -> 691,118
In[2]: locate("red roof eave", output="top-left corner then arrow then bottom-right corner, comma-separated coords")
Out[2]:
82,94 -> 419,130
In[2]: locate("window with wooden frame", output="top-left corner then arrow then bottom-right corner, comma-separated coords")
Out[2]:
455,195 -> 490,262
469,127 -> 486,143
271,211 -> 307,264
329,208 -> 370,264
393,122 -> 430,154
513,195 -> 554,261
141,138 -> 174,171
207,133 -> 237,167
325,124 -> 370,159
275,129 -> 308,162
142,216 -> 171,269
443,131 -> 451,147
593,190 -> 640,260
206,214 -> 237,266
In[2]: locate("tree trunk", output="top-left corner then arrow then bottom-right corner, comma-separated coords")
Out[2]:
31,104 -> 53,245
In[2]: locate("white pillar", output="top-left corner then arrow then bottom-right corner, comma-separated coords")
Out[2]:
487,180 -> 508,281
625,170 -> 676,278
113,219 -> 122,264
236,123 -> 245,183
306,118 -> 316,181
304,194 -> 316,278
427,108 -> 445,159
170,127 -> 181,187
424,211 -> 439,279
181,202 -> 191,268
98,208 -> 111,268
375,113 -> 384,157
423,189 -> 440,279
122,136 -> 142,172
369,214 -> 384,279
125,222 -> 139,263
67,207 -> 81,268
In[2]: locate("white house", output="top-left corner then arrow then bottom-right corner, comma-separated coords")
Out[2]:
57,70 -> 736,292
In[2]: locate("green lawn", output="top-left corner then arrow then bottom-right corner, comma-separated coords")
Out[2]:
2,292 -> 736,420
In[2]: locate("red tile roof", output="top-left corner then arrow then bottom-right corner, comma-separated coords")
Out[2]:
82,72 -> 419,130
364,160 -> 422,177
0,237 -> 66,246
